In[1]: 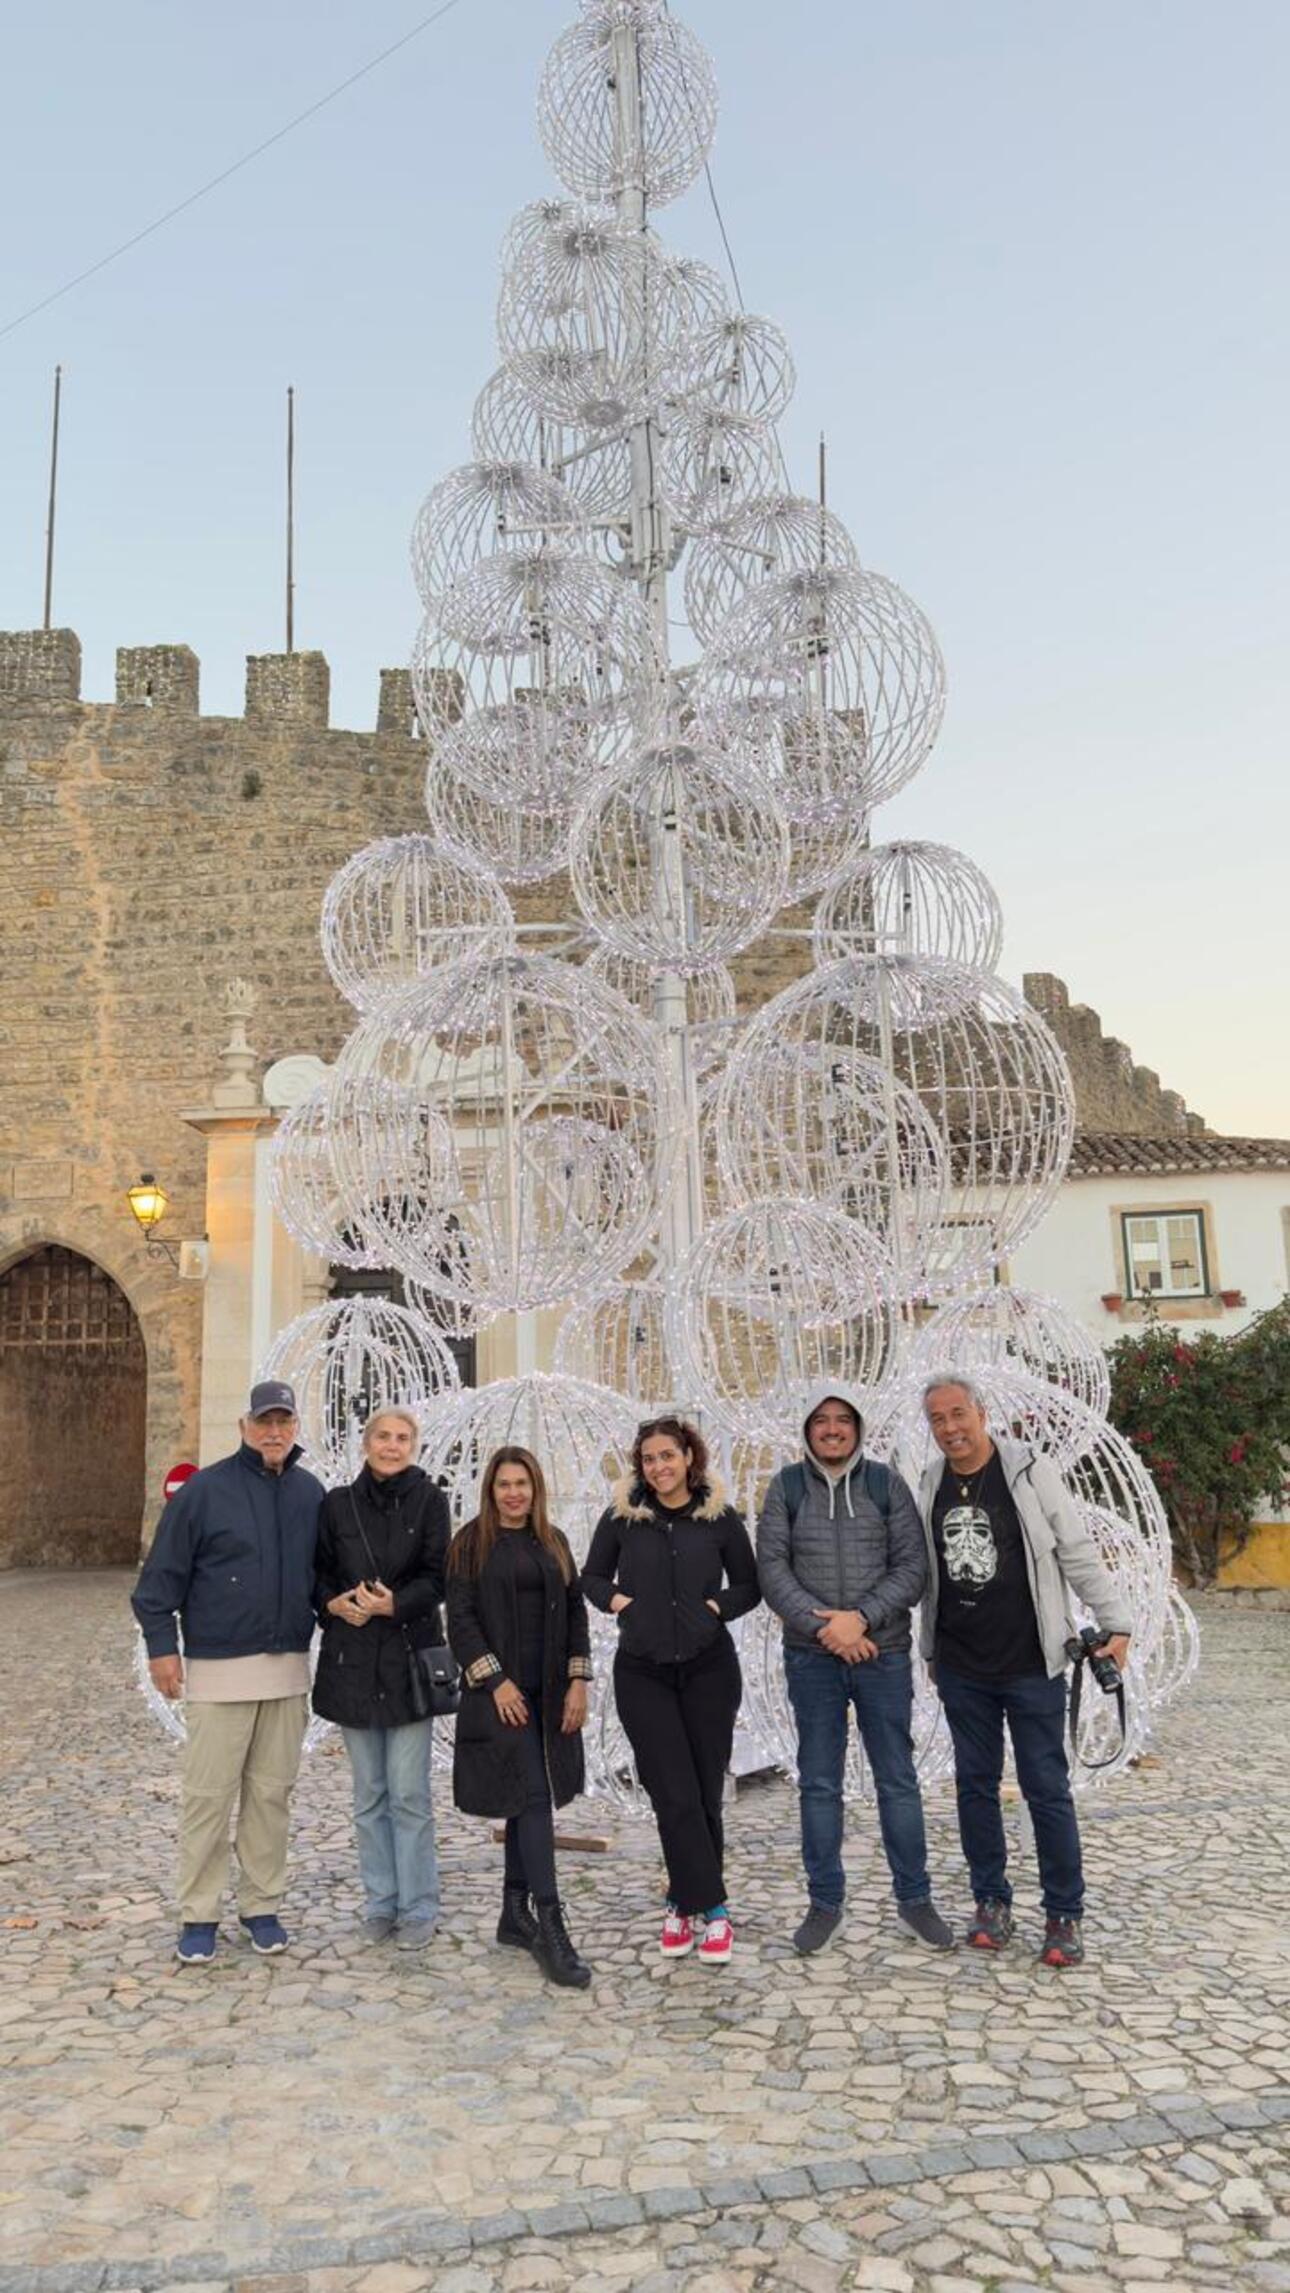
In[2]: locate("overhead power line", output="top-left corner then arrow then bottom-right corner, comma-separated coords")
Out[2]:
0,0 -> 474,344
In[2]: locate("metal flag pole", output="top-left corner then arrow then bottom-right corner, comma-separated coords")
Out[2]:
286,385 -> 296,653
42,365 -> 62,630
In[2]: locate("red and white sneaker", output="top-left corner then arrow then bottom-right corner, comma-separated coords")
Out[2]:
697,1915 -> 733,1965
660,1911 -> 694,1958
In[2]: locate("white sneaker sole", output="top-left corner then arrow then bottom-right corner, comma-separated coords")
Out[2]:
697,1943 -> 732,1965
661,1937 -> 694,1958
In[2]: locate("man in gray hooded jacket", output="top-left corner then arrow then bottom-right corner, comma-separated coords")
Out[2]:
757,1383 -> 953,1954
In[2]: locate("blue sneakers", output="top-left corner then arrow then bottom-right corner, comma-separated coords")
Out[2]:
175,1923 -> 218,1964
239,1914 -> 290,1955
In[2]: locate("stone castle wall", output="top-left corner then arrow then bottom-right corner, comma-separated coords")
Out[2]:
1022,972 -> 1204,1135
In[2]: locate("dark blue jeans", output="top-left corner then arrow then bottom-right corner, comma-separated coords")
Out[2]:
936,1665 -> 1084,1920
784,1643 -> 931,1909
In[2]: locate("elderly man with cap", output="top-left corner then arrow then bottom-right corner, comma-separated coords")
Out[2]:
132,1381 -> 324,1963
757,1381 -> 953,1955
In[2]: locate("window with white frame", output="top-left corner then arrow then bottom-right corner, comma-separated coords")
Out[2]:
1121,1210 -> 1208,1299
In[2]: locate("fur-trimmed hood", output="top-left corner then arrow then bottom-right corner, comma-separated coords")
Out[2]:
608,1473 -> 729,1523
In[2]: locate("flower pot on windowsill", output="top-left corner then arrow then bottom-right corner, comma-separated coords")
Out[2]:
1219,1289 -> 1246,1308
1100,1293 -> 1124,1312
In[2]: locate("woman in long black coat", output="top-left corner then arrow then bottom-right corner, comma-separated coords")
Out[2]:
313,1407 -> 450,1949
445,1444 -> 592,1989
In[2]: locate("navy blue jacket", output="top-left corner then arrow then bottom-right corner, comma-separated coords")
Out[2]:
131,1443 -> 324,1661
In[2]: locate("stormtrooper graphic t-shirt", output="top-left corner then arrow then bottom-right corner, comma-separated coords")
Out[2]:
931,1449 -> 1046,1680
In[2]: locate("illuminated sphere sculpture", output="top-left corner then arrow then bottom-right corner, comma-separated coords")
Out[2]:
553,1278 -> 673,1406
813,840 -> 1004,972
268,1078 -> 379,1270
684,492 -> 859,648
424,750 -> 571,887
335,949 -> 668,1317
320,835 -> 514,1014
659,408 -> 785,538
256,1294 -> 460,1487
907,1287 -> 1111,1422
410,461 -> 584,627
570,739 -> 790,973
740,954 -> 1076,1293
667,1199 -> 898,1442
471,363 -> 631,524
694,563 -> 947,819
538,1 -> 718,210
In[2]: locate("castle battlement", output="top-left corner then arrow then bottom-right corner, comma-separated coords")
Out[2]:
0,627 -> 420,738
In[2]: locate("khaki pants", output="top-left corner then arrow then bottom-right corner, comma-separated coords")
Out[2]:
179,1696 -> 309,1923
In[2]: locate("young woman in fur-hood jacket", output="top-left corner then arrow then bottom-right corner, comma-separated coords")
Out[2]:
582,1415 -> 760,1966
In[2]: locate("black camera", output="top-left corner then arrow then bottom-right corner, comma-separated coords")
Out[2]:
1064,1623 -> 1121,1695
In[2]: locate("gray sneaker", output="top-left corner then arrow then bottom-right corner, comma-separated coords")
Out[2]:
394,1918 -> 437,1952
793,1903 -> 843,1954
362,1914 -> 396,1942
897,1898 -> 956,1950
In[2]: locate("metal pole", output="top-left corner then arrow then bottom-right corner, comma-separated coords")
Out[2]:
609,15 -> 704,1278
286,385 -> 295,653
42,365 -> 62,630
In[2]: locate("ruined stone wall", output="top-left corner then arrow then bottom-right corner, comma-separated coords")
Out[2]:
1023,972 -> 1204,1135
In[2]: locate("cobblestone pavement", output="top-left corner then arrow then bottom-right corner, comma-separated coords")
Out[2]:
1,1576 -> 1288,2293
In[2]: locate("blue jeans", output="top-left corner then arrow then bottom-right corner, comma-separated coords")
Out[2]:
936,1666 -> 1084,1920
341,1720 -> 440,1924
784,1643 -> 931,1908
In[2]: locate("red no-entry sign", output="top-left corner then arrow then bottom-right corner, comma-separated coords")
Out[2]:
163,1462 -> 198,1501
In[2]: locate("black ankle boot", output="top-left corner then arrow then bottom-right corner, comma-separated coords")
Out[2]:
497,1884 -> 538,1952
533,1897 -> 591,1989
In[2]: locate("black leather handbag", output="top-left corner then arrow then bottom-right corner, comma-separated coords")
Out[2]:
346,1489 -> 461,1719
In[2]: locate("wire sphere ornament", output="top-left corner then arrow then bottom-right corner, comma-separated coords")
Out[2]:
268,1077 -> 382,1270
497,211 -> 725,432
256,1293 -> 460,1486
423,1370 -> 638,1565
658,409 -> 784,539
782,805 -> 874,905
410,461 -> 585,625
744,954 -> 1076,1294
812,841 -> 1004,973
569,738 -> 790,973
664,312 -> 795,426
684,492 -> 859,649
693,563 -> 947,820
667,1198 -> 899,1443
713,1036 -> 950,1260
907,1287 -> 1111,1422
738,1604 -> 951,1797
472,363 -> 632,525
423,543 -> 654,671
411,565 -> 662,812
553,1277 -> 674,1405
538,1 -> 718,210
318,1075 -> 462,1291
334,950 -> 668,1317
423,751 -> 571,888
586,943 -> 736,1073
320,835 -> 515,1014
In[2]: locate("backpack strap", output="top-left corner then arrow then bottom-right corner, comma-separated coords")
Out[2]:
859,1458 -> 892,1523
781,1461 -> 809,1544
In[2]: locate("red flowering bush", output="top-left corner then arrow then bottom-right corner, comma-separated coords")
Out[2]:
1107,1300 -> 1290,1586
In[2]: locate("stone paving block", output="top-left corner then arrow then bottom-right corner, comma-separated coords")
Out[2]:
866,2153 -> 918,2187
965,2135 -> 1026,2169
756,2168 -> 814,2200
462,2210 -> 530,2246
1214,2099 -> 1268,2129
701,2178 -> 764,2208
641,2186 -> 702,2222
1016,2130 -> 1072,2162
521,2203 -> 591,2237
807,2160 -> 873,2193
582,2194 -> 646,2232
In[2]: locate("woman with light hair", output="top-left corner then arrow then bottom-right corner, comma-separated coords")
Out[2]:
312,1406 -> 451,1949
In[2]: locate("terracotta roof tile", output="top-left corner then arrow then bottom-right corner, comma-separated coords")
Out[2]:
1066,1134 -> 1290,1177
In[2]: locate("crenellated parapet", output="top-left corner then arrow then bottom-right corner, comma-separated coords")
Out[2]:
1024,971 -> 1205,1135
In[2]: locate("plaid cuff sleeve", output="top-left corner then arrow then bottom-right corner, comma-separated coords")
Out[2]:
465,1652 -> 503,1687
568,1654 -> 593,1682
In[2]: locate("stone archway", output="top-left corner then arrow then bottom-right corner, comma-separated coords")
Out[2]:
0,1245 -> 147,1566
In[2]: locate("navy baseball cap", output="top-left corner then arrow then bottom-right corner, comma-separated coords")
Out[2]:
247,1380 -> 298,1418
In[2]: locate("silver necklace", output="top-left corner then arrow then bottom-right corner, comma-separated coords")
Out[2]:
956,1458 -> 991,1505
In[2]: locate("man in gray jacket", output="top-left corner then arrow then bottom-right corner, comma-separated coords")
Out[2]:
757,1382 -> 953,1955
920,1375 -> 1131,1969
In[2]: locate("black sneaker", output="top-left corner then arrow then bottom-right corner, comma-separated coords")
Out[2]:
1039,1916 -> 1085,1968
966,1898 -> 1014,1951
793,1903 -> 843,1954
897,1898 -> 955,1950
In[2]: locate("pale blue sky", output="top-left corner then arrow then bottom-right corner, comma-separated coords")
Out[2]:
2,1 -> 1286,1132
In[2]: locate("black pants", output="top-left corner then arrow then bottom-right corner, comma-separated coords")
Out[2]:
615,1633 -> 741,1917
502,1684 -> 558,1905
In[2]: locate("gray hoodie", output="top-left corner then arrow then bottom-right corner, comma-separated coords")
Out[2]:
755,1382 -> 928,1654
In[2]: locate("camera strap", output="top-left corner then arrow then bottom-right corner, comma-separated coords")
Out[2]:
1068,1657 -> 1127,1771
